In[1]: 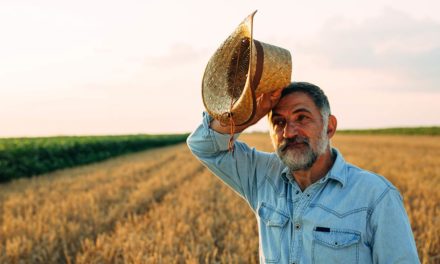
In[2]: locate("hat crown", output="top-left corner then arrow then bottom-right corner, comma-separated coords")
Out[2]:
202,11 -> 292,125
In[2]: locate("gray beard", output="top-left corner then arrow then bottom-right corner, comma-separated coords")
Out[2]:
277,128 -> 328,171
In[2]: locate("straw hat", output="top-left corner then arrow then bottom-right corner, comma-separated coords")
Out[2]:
202,10 -> 292,126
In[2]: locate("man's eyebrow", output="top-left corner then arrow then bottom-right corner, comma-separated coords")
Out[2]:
292,108 -> 312,114
271,108 -> 312,119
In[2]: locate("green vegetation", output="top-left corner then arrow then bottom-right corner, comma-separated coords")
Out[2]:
0,134 -> 189,183
338,126 -> 440,136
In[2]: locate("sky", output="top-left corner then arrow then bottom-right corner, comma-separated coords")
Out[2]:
0,0 -> 439,137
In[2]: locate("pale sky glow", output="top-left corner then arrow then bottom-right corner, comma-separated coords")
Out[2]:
1,0 -> 439,137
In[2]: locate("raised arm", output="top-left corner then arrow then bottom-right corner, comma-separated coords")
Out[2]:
187,89 -> 283,210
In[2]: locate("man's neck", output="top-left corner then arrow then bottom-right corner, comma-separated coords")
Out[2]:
291,149 -> 335,191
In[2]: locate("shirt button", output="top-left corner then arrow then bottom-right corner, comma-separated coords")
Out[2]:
306,193 -> 311,197
296,190 -> 300,195
295,224 -> 301,230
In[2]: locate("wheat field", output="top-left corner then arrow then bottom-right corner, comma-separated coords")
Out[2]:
0,134 -> 439,263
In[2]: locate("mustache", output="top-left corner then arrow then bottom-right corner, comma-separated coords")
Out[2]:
279,136 -> 310,152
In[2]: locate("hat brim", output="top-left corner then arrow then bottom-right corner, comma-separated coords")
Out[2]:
202,11 -> 257,126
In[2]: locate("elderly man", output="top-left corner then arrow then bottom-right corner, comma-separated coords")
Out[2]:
187,82 -> 419,263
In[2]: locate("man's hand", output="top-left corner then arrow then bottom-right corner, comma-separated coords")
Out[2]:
210,88 -> 283,134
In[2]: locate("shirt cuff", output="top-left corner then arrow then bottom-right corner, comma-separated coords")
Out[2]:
202,111 -> 241,152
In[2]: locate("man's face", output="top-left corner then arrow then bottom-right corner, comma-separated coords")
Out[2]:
269,92 -> 329,171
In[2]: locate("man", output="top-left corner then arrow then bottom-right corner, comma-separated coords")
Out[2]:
187,82 -> 419,263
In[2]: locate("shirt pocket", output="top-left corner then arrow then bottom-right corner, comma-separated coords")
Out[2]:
257,202 -> 290,263
312,228 -> 361,264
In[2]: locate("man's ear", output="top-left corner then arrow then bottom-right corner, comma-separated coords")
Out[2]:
327,115 -> 337,139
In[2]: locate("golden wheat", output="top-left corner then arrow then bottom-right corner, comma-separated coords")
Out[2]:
0,134 -> 438,263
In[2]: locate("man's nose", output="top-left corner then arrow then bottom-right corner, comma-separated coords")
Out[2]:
283,121 -> 298,139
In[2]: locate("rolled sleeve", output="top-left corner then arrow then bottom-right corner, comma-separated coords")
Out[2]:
186,112 -> 240,157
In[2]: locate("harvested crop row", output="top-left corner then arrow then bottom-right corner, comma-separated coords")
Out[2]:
0,145 -> 196,263
76,164 -> 259,263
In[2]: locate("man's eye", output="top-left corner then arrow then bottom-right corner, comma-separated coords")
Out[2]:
273,119 -> 285,127
297,115 -> 308,122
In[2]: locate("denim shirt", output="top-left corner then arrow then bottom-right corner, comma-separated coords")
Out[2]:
187,112 -> 419,264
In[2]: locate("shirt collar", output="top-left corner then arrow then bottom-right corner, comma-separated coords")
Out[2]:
280,148 -> 347,187
280,166 -> 291,183
326,148 -> 346,187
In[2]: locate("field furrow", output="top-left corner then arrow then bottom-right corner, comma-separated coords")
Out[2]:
0,144 -> 198,263
76,166 -> 259,264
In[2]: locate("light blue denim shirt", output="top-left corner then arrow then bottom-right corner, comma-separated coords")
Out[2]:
187,112 -> 419,264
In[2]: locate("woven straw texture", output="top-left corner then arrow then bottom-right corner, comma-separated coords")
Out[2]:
202,11 -> 292,125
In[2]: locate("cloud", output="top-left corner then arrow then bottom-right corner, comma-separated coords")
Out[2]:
298,7 -> 440,92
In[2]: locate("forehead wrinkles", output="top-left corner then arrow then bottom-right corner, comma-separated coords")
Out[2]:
272,101 -> 311,117
272,92 -> 320,118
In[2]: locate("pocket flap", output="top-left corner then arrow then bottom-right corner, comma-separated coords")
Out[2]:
313,228 -> 360,248
258,203 -> 289,227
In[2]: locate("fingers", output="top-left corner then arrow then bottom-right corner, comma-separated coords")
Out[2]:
268,88 -> 283,107
256,89 -> 283,109
258,88 -> 282,101
271,88 -> 283,99
254,89 -> 282,117
242,89 -> 283,128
